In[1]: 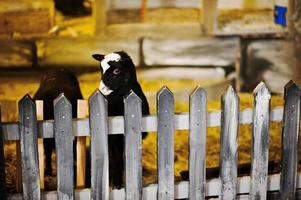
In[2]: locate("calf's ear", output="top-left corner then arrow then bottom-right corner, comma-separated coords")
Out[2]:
92,54 -> 105,61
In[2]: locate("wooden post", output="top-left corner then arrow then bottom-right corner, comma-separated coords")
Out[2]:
249,82 -> 271,200
140,0 -> 148,22
76,100 -> 88,188
201,0 -> 218,35
157,86 -> 174,200
124,92 -> 143,199
19,95 -> 41,200
93,0 -> 107,36
54,94 -> 74,200
189,87 -> 207,200
288,0 -> 301,87
89,90 -> 109,200
0,107 -> 7,200
219,86 -> 239,200
280,81 -> 301,199
36,100 -> 45,190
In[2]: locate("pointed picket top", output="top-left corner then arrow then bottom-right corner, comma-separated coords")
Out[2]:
18,94 -> 35,108
53,93 -> 71,107
253,82 -> 271,100
190,86 -> 206,99
157,86 -> 173,100
222,85 -> 238,102
89,89 -> 106,104
124,90 -> 142,103
284,80 -> 301,95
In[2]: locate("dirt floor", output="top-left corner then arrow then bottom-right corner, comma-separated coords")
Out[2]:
0,71 -> 288,193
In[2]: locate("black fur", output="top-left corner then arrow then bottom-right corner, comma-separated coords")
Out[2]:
33,69 -> 83,176
93,51 -> 149,188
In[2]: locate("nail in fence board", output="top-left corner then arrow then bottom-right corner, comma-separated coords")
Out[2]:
189,87 -> 207,200
280,81 -> 301,199
249,82 -> 271,200
89,90 -> 109,200
54,94 -> 74,200
157,86 -> 174,200
0,107 -> 6,200
219,86 -> 239,200
124,91 -> 143,199
18,95 -> 41,200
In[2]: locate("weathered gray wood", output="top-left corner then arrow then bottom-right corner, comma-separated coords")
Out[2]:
280,81 -> 301,200
18,95 -> 41,200
249,82 -> 271,200
189,87 -> 206,200
0,107 -> 6,200
54,94 -> 74,200
142,38 -> 239,67
124,91 -> 143,200
219,86 -> 239,200
89,90 -> 109,200
157,86 -> 174,200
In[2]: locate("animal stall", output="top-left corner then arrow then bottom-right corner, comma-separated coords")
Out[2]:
0,80 -> 300,199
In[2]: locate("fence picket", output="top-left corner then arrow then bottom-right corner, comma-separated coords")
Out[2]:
189,87 -> 207,200
18,95 -> 41,200
54,94 -> 74,200
157,86 -> 174,200
219,86 -> 239,200
35,100 -> 45,190
89,90 -> 109,200
249,82 -> 271,200
124,91 -> 143,200
76,100 -> 89,188
280,81 -> 301,199
0,107 -> 6,200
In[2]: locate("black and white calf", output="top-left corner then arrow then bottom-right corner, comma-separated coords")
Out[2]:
92,51 -> 149,188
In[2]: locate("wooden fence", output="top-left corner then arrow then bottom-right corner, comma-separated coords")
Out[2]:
0,81 -> 300,200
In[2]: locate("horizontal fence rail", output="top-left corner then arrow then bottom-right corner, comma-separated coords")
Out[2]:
1,107 -> 284,141
1,81 -> 300,200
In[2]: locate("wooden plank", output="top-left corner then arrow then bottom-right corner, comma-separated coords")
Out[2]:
0,1 -> 54,35
142,37 -> 239,67
2,107 -> 285,141
8,174 -> 301,200
76,100 -> 88,188
89,90 -> 109,200
124,91 -> 143,199
0,106 -> 6,200
280,81 -> 301,199
18,95 -> 40,200
157,86 -> 174,200
219,86 -> 239,200
54,94 -> 74,200
249,82 -> 271,200
189,87 -> 206,200
36,100 -> 45,190
37,38 -> 139,67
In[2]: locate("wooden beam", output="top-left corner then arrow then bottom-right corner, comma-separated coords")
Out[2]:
201,0 -> 218,35
93,0 -> 107,36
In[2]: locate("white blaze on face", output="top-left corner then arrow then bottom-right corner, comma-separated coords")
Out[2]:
99,80 -> 113,96
99,52 -> 121,96
100,52 -> 121,74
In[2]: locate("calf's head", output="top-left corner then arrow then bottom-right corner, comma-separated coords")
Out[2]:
92,51 -> 137,96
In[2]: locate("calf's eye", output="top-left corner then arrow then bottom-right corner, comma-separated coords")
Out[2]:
113,68 -> 121,75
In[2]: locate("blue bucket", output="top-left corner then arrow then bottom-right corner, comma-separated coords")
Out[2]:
274,5 -> 287,26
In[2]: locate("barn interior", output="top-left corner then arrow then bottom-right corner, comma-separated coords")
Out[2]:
0,0 -> 300,194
